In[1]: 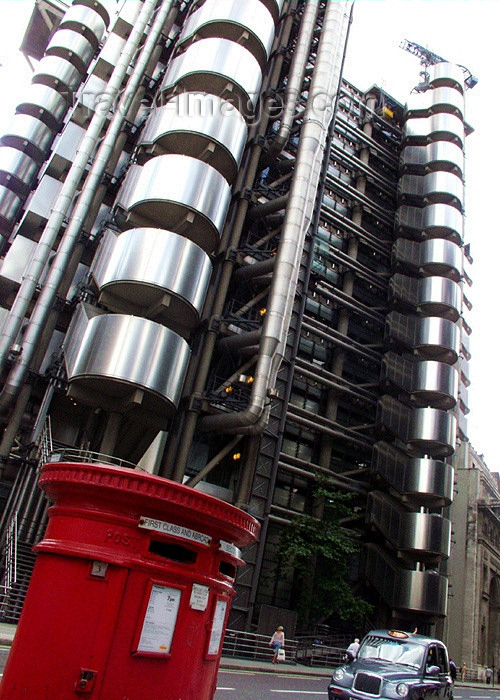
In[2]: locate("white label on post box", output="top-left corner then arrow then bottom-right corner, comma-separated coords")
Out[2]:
190,583 -> 209,611
219,540 -> 242,559
137,584 -> 181,654
90,561 -> 108,578
208,599 -> 228,656
138,516 -> 211,546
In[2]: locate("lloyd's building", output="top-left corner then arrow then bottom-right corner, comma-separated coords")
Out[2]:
0,0 -> 472,636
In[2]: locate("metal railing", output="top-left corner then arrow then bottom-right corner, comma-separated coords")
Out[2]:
222,629 -> 347,667
0,513 -> 17,606
295,639 -> 345,667
222,629 -> 298,663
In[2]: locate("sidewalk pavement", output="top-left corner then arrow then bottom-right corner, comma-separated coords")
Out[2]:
0,621 -> 496,689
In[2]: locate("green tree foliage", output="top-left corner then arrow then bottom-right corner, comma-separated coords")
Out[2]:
276,478 -> 372,626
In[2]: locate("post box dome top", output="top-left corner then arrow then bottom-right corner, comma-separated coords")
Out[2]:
39,462 -> 259,547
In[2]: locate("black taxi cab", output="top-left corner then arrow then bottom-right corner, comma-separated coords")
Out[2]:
328,629 -> 454,700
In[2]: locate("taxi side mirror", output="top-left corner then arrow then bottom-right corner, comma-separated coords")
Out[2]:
426,665 -> 440,676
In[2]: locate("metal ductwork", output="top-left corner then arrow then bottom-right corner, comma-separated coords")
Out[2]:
200,0 -> 352,434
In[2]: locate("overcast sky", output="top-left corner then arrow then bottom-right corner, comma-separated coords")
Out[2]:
0,0 -> 498,472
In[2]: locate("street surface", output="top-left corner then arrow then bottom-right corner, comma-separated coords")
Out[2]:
215,669 -> 500,700
215,668 -> 327,698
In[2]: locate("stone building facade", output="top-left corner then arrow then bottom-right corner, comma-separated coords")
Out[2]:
445,442 -> 500,680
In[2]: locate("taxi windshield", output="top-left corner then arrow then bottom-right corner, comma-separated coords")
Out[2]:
358,636 -> 425,669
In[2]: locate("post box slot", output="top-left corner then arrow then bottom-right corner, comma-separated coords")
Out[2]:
219,560 -> 236,578
148,539 -> 197,564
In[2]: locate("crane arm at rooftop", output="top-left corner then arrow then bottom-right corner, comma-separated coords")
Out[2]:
400,38 -> 478,89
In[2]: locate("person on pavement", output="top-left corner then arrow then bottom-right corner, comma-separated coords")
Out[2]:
345,638 -> 360,662
269,625 -> 285,664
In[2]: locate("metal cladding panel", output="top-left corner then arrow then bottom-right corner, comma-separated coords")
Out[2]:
412,360 -> 458,408
46,122 -> 87,179
0,147 -> 39,197
372,442 -> 454,506
385,312 -> 459,364
0,185 -> 24,238
368,492 -> 451,559
390,274 -> 461,321
402,113 -> 465,147
0,114 -> 54,163
0,235 -> 38,285
109,1 -> 141,39
178,0 -> 276,69
377,395 -> 456,457
398,172 -> 464,211
400,141 -> 464,177
382,352 -> 458,409
395,203 -> 463,244
92,227 -> 212,334
116,154 -> 231,254
71,73 -> 108,124
16,83 -> 68,130
422,171 -> 464,209
16,175 -> 63,236
400,512 -> 451,558
418,275 -> 461,320
46,28 -> 95,75
459,353 -> 470,386
459,382 -> 469,413
364,544 -> 448,616
419,239 -> 462,281
159,38 -> 263,114
396,568 -> 448,616
458,406 -> 468,439
59,3 -> 107,48
423,203 -> 463,242
138,94 -> 248,182
405,86 -> 464,119
256,0 -> 284,23
74,0 -> 110,25
429,62 -> 465,93
92,33 -> 127,80
408,406 -> 456,457
32,55 -> 82,99
64,312 -> 190,418
393,238 -> 462,282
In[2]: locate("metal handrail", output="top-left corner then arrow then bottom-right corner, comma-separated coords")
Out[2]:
43,444 -> 137,470
222,629 -> 298,662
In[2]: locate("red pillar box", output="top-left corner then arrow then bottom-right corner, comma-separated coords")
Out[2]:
0,462 -> 259,700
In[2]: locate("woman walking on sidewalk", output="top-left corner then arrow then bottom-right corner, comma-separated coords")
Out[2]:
269,626 -> 285,664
